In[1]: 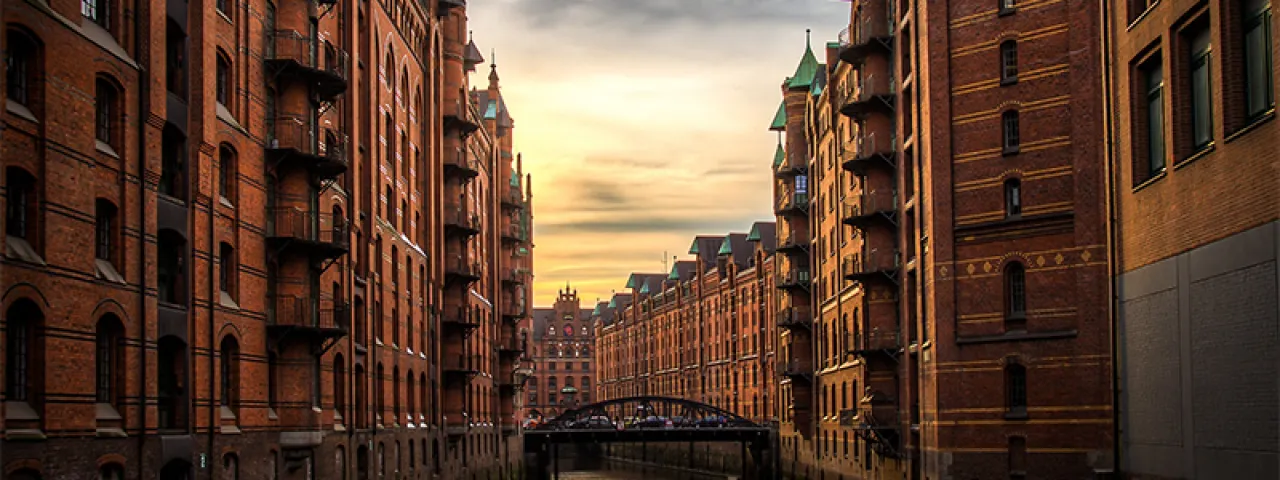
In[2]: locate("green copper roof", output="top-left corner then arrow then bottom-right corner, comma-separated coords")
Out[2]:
625,274 -> 640,289
510,169 -> 520,188
688,239 -> 701,255
718,236 -> 733,256
786,32 -> 820,90
639,282 -> 650,294
769,101 -> 787,131
592,304 -> 601,315
484,100 -> 499,120
826,41 -> 841,49
810,64 -> 826,96
517,247 -> 529,256
772,143 -> 786,168
747,224 -> 763,242
668,264 -> 680,280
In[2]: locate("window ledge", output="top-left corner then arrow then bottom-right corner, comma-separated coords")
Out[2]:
216,104 -> 243,132
268,408 -> 278,420
1000,77 -> 1018,86
216,9 -> 233,24
95,140 -> 119,158
998,7 -> 1016,17
1002,146 -> 1021,156
219,291 -> 240,310
96,427 -> 128,438
6,236 -> 47,266
219,196 -> 235,209
1131,169 -> 1168,193
95,259 -> 126,284
1003,411 -> 1029,420
6,100 -> 38,123
95,402 -> 122,421
1126,1 -> 1161,31
220,405 -> 237,421
1175,143 -> 1216,170
6,401 -> 40,421
1226,109 -> 1276,143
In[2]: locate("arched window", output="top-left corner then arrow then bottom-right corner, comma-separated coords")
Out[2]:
419,372 -> 428,422
96,315 -> 125,408
1000,40 -> 1018,83
1006,262 -> 1027,320
95,77 -> 119,148
165,20 -> 186,97
1002,110 -> 1020,153
6,300 -> 43,405
1005,363 -> 1028,416
98,463 -> 125,480
6,28 -> 39,108
375,363 -> 386,418
1004,179 -> 1022,218
334,355 -> 346,420
95,199 -> 118,265
384,47 -> 395,87
219,335 -> 239,416
354,365 -> 367,429
392,365 -> 401,422
215,50 -> 231,107
157,230 -> 186,305
222,453 -> 238,480
218,145 -> 236,202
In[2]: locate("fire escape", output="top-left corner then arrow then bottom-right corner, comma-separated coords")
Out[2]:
773,148 -> 814,431
497,182 -> 531,436
838,0 -> 903,461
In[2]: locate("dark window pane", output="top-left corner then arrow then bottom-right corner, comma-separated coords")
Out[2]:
1244,8 -> 1274,118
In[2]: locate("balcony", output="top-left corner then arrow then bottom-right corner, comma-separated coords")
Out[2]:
500,298 -> 525,320
266,208 -> 349,261
838,408 -> 859,427
268,294 -> 350,352
775,231 -> 810,254
443,98 -> 481,134
774,154 -> 808,178
443,206 -> 481,237
502,267 -> 530,286
442,306 -> 481,332
778,360 -> 813,382
264,30 -> 349,101
775,307 -> 812,330
443,354 -> 480,380
444,422 -> 468,437
775,192 -> 810,217
501,186 -> 524,209
839,9 -> 895,66
842,132 -> 897,174
444,256 -> 482,286
842,250 -> 900,284
501,222 -> 524,243
847,330 -> 902,358
842,190 -> 898,229
776,268 -> 811,291
444,148 -> 480,180
497,333 -> 525,357
840,74 -> 896,119
266,117 -> 349,179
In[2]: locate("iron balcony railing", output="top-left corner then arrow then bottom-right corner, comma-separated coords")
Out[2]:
842,249 -> 900,279
846,330 -> 902,354
855,7 -> 895,46
857,132 -> 896,160
265,30 -> 349,97
779,359 -> 812,377
268,207 -> 349,247
777,268 -> 811,288
444,148 -> 481,178
858,73 -> 896,102
842,189 -> 897,224
443,205 -> 481,233
776,191 -> 810,213
445,98 -> 481,132
269,294 -> 350,332
444,255 -> 482,279
443,306 -> 481,329
776,307 -> 813,328
268,116 -> 349,167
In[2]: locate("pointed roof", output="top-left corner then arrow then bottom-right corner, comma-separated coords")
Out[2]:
718,235 -> 735,256
786,30 -> 820,90
809,65 -> 827,96
718,233 -> 752,268
769,101 -> 787,131
689,236 -> 724,268
668,260 -> 697,281
464,38 -> 485,70
772,143 -> 786,168
747,222 -> 777,253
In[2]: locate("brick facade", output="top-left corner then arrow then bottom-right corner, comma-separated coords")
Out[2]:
0,0 -> 534,478
526,287 -> 593,419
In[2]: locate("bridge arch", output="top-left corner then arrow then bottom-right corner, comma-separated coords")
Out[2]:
542,396 -> 762,429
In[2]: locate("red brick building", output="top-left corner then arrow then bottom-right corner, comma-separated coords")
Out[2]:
769,0 -> 1115,477
526,286 -> 593,419
595,222 -> 779,425
0,0 -> 533,478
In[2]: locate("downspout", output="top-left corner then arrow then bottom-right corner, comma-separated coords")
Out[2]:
134,2 -> 150,475
1098,0 -> 1123,475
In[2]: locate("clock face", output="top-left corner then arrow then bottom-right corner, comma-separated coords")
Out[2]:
563,325 -> 574,336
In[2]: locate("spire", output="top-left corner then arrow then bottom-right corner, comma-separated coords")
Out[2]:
787,29 -> 820,90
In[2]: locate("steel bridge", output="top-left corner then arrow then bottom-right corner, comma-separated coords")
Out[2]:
523,396 -> 777,480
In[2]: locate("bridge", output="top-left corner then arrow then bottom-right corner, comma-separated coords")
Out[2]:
523,396 -> 777,480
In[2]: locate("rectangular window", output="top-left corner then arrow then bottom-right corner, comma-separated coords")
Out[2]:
6,32 -> 32,106
1002,111 -> 1021,153
1001,41 -> 1018,83
215,56 -> 230,106
96,206 -> 114,261
1145,59 -> 1166,176
219,244 -> 235,294
83,0 -> 109,28
1188,25 -> 1214,149
95,81 -> 115,145
1244,0 -> 1274,119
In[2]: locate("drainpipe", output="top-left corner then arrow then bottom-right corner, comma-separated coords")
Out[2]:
1098,0 -> 1123,475
134,3 -> 151,475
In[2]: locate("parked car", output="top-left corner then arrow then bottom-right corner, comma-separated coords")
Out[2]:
637,415 -> 665,428
696,415 -> 727,428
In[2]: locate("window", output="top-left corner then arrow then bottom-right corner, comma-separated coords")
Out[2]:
96,315 -> 124,406
268,353 -> 279,411
220,335 -> 239,414
160,124 -> 186,200
1006,262 -> 1026,320
219,145 -> 236,202
219,242 -> 236,298
1002,110 -> 1020,153
215,0 -> 228,14
1004,179 -> 1022,218
157,230 -> 186,305
1000,40 -> 1018,83
95,78 -> 118,148
1130,0 -> 1158,22
6,167 -> 36,242
999,0 -> 1016,14
223,454 -> 238,480
385,48 -> 395,88
1187,22 -> 1214,150
1009,436 -> 1028,478
1140,58 -> 1167,179
6,29 -> 37,107
1242,0 -> 1274,120
5,300 -> 41,403
215,52 -> 231,107
98,464 -> 125,480
165,20 -> 186,97
1006,364 -> 1027,416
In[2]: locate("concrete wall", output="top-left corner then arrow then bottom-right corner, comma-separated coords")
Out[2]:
1119,221 -> 1279,479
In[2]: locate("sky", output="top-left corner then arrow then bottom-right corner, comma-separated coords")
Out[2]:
467,0 -> 851,307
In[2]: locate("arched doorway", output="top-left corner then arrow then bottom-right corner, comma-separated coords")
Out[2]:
356,444 -> 369,480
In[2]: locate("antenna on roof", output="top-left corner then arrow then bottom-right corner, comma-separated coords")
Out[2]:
662,251 -> 669,273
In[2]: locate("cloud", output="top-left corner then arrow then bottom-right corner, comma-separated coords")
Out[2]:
514,0 -> 842,30
537,215 -> 759,236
